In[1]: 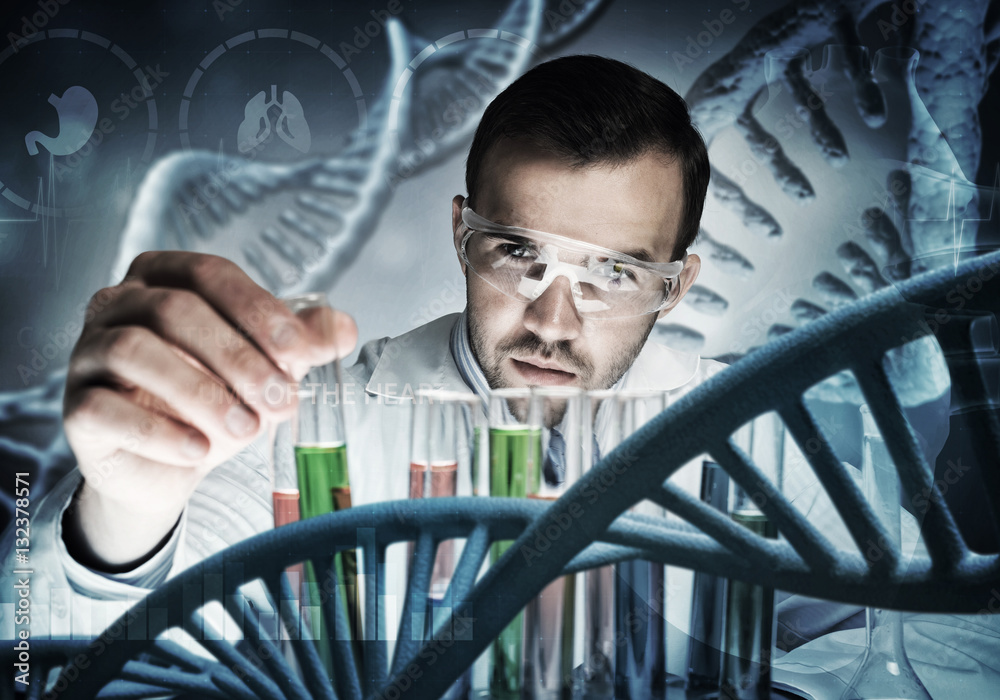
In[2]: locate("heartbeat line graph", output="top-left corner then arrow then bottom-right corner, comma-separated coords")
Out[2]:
0,156 -> 62,282
955,163 -> 1000,269
0,153 -> 139,289
900,164 -> 1000,275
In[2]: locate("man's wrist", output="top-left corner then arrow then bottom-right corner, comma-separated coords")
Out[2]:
61,480 -> 184,574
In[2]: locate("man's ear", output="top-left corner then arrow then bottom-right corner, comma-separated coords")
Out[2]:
452,195 -> 467,275
657,253 -> 700,319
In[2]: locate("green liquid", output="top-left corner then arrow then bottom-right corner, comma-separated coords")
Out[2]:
294,443 -> 361,676
730,510 -> 777,539
473,426 -> 481,496
489,426 -> 542,499
488,426 -> 542,699
295,443 -> 350,518
489,425 -> 542,566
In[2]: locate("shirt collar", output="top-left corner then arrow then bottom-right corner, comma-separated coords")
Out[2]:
449,310 -> 492,410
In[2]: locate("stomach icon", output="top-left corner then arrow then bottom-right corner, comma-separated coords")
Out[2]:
25,85 -> 99,157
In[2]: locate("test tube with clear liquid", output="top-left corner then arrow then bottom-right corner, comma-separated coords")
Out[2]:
580,389 -> 617,700
521,386 -> 583,700
602,390 -> 671,700
685,460 -> 730,693
720,414 -> 783,700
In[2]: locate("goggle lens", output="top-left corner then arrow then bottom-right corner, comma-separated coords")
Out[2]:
462,228 -> 679,318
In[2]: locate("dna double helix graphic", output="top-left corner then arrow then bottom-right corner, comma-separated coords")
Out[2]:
110,0 -> 608,298
2,0 -> 997,528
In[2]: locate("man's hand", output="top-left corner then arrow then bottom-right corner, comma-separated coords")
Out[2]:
62,251 -> 357,571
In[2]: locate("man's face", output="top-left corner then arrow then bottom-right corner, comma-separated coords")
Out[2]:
452,139 -> 701,394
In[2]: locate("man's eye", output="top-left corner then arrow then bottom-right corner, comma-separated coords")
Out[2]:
602,261 -> 636,281
501,243 -> 532,259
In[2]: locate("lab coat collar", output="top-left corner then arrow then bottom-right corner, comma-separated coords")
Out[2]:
365,314 -> 468,399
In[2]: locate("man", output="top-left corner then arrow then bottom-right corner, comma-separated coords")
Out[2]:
2,55 -> 717,641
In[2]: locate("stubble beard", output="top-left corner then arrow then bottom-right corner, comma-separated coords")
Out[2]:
466,296 -> 658,423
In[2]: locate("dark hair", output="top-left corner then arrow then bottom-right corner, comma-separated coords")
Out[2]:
466,55 -> 710,259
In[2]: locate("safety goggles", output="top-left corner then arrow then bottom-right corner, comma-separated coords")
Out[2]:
459,207 -> 687,319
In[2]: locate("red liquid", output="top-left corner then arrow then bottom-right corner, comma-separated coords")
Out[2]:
331,486 -> 353,512
409,461 -> 458,499
272,489 -> 301,527
409,462 -> 459,598
272,489 -> 305,599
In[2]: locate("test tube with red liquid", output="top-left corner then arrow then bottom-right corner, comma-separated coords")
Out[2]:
408,390 -> 477,618
406,389 -> 477,699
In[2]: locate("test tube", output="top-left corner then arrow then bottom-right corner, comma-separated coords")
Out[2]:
487,387 -> 541,699
522,386 -> 584,700
282,293 -> 360,666
609,390 -> 670,700
408,390 -> 477,616
271,420 -> 301,528
581,389 -> 671,697
720,417 -> 781,700
685,460 -> 730,692
580,391 -> 615,699
271,420 -> 305,589
407,389 -> 477,699
283,293 -> 351,519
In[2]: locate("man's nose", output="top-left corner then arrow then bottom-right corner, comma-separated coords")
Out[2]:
522,274 -> 583,343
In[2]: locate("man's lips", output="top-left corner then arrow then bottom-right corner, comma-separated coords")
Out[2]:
511,358 -> 577,385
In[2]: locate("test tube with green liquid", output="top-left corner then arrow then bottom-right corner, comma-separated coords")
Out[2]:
487,388 -> 542,699
283,293 -> 360,673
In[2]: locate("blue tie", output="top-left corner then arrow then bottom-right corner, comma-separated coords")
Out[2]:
543,432 -> 603,485
544,428 -> 566,485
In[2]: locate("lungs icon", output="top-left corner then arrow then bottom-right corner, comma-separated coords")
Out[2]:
237,90 -> 271,152
237,85 -> 311,154
25,86 -> 99,157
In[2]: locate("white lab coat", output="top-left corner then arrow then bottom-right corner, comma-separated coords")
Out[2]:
0,313 -> 722,642
2,314 -> 998,696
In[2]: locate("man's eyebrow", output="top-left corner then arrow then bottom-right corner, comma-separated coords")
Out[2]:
487,214 -> 660,263
621,248 -> 656,263
483,230 -> 532,245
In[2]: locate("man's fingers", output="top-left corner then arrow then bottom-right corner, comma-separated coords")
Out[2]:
69,325 -> 273,446
65,386 -> 211,468
293,306 -> 358,373
125,251 -> 313,365
82,286 -> 297,417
